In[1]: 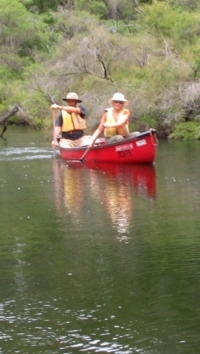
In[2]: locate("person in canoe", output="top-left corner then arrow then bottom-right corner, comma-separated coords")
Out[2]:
89,93 -> 140,146
51,92 -> 91,148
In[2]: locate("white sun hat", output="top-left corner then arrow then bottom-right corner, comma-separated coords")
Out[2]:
108,93 -> 129,106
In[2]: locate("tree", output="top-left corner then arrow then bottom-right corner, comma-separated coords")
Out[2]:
167,0 -> 200,11
0,0 -> 52,79
73,0 -> 107,19
20,0 -> 59,13
136,1 -> 200,47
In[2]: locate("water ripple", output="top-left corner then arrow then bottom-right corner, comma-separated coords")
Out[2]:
0,147 -> 55,160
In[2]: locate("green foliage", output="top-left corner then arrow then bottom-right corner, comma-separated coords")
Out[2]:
20,0 -> 59,13
167,0 -> 200,11
20,89 -> 51,128
105,19 -> 138,35
0,0 -> 53,80
1,0 -> 200,139
169,121 -> 200,140
51,9 -> 101,40
194,125 -> 200,140
74,0 -> 107,19
185,47 -> 200,79
116,0 -> 138,21
137,1 -> 200,46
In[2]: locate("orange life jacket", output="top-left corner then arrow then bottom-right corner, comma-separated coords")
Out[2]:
61,110 -> 86,132
104,108 -> 129,138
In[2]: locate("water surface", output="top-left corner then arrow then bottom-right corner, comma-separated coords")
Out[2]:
0,127 -> 200,354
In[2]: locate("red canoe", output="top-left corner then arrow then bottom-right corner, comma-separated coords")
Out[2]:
59,129 -> 157,164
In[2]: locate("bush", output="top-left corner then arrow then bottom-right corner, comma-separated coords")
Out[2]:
169,121 -> 200,140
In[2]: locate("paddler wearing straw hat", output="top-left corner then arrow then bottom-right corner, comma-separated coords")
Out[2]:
90,93 -> 140,146
51,92 -> 91,148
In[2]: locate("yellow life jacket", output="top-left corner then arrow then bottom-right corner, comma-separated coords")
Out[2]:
61,110 -> 87,132
104,108 -> 130,138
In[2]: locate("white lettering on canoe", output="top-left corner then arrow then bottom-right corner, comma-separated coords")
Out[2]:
136,139 -> 146,146
116,144 -> 133,152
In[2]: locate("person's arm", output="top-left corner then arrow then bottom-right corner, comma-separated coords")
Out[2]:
51,103 -> 83,115
103,110 -> 130,128
52,126 -> 62,147
52,113 -> 62,147
90,112 -> 107,146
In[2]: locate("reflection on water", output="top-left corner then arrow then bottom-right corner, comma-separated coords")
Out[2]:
52,159 -> 156,239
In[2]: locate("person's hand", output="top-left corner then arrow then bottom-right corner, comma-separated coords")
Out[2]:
88,140 -> 94,147
103,123 -> 109,128
52,140 -> 59,148
51,104 -> 59,110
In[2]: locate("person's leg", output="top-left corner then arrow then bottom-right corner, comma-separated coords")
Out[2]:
126,132 -> 140,139
76,135 -> 92,147
59,138 -> 75,148
106,135 -> 124,144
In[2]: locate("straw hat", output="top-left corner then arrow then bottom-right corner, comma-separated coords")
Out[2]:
62,92 -> 82,102
108,93 -> 129,106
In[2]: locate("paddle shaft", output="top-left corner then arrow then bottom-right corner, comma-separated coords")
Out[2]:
52,109 -> 58,138
80,145 -> 91,162
52,109 -> 58,156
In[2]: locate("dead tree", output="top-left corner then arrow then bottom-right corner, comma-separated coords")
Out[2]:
0,104 -> 19,138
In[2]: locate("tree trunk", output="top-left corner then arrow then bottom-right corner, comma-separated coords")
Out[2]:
0,104 -> 19,138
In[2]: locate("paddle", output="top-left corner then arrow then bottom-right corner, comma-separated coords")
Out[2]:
52,109 -> 58,155
53,109 -> 57,128
80,145 -> 91,162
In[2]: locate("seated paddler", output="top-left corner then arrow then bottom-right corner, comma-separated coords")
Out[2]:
89,92 -> 140,146
51,92 -> 91,148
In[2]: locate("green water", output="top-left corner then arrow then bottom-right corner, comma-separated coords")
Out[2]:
0,127 -> 200,353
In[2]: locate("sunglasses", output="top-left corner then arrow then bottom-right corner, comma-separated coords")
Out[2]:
113,101 -> 124,104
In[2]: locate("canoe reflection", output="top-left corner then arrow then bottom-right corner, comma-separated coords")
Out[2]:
84,162 -> 157,199
53,159 -> 85,224
52,160 -> 156,233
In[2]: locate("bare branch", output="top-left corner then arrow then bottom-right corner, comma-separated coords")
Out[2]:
0,104 -> 19,138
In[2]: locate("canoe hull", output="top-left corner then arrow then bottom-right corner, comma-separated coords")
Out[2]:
59,130 -> 157,164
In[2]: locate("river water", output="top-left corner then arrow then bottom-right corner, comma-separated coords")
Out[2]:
0,127 -> 200,354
